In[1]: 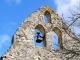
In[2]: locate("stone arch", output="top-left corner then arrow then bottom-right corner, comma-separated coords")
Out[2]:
35,24 -> 45,36
52,27 -> 63,50
44,11 -> 51,23
34,24 -> 46,47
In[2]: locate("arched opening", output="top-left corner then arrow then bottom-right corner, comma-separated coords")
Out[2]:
52,27 -> 63,50
52,32 -> 59,50
34,24 -> 46,47
44,11 -> 51,23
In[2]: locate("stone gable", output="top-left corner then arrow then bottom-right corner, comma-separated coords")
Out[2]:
1,5 -> 80,60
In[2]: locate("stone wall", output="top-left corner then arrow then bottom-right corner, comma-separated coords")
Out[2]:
1,5 -> 80,60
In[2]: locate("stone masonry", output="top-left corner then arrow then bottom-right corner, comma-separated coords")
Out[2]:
1,5 -> 80,60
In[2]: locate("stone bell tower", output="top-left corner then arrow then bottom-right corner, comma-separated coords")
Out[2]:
1,5 -> 80,60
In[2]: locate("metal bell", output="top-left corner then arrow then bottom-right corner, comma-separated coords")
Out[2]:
36,39 -> 42,43
36,32 -> 43,43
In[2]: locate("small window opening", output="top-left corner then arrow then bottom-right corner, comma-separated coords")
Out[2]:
44,11 -> 51,23
34,24 -> 46,47
44,16 -> 48,23
52,32 -> 59,50
34,29 -> 43,46
52,27 -> 63,50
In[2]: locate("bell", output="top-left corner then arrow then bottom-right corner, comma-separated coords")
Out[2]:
36,32 -> 44,43
36,39 -> 42,43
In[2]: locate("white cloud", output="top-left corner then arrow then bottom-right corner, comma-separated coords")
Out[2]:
54,0 -> 79,19
2,22 -> 16,33
5,0 -> 13,3
15,0 -> 21,4
9,21 -> 16,26
5,0 -> 21,5
54,0 -> 80,37
0,34 -> 10,48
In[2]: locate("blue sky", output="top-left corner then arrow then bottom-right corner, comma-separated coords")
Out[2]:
0,0 -> 80,57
